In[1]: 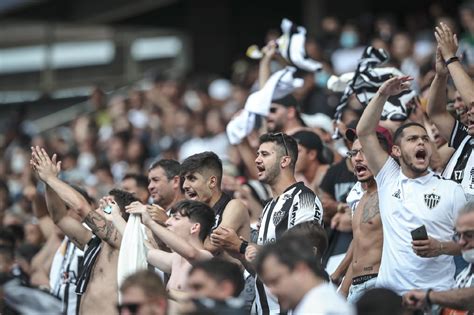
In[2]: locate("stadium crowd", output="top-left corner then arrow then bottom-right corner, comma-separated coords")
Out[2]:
1,2 -> 474,315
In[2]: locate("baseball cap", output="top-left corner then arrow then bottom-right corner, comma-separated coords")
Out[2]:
272,94 -> 300,109
345,126 -> 393,153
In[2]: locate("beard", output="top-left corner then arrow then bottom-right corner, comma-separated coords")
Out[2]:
261,163 -> 280,185
400,152 -> 428,175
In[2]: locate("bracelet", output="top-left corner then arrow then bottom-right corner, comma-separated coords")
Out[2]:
445,56 -> 459,66
439,242 -> 444,255
425,288 -> 433,308
239,240 -> 249,254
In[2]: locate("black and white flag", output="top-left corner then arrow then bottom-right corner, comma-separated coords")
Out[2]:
331,46 -> 417,138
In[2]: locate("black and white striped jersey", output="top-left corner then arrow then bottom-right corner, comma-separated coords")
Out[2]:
257,182 -> 323,246
254,181 -> 323,315
50,237 -> 84,315
443,119 -> 474,198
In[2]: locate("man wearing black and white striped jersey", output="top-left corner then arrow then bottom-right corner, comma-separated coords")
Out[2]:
427,23 -> 474,199
253,133 -> 323,314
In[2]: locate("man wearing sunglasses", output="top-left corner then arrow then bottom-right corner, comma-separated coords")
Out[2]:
266,94 -> 305,134
403,201 -> 474,312
118,270 -> 168,315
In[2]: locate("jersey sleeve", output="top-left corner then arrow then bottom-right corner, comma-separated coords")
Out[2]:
449,119 -> 470,149
451,183 -> 468,224
375,156 -> 400,189
288,191 -> 324,228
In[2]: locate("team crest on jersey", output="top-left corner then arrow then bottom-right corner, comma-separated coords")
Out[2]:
273,210 -> 286,225
424,193 -> 441,209
392,189 -> 401,199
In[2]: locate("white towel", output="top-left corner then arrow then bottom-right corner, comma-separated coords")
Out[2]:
117,214 -> 148,302
226,67 -> 303,145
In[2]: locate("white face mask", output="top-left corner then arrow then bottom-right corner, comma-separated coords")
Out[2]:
462,248 -> 474,263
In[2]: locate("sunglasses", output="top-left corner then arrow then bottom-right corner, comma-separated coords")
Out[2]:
453,230 -> 474,242
117,302 -> 143,314
273,132 -> 289,156
269,107 -> 278,113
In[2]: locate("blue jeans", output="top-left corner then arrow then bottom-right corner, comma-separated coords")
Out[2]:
347,277 -> 377,304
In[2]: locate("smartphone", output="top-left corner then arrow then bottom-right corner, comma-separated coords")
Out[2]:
411,225 -> 428,241
103,205 -> 113,214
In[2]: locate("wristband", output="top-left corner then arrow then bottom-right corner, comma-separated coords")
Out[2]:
425,288 -> 433,307
239,240 -> 249,254
445,56 -> 459,66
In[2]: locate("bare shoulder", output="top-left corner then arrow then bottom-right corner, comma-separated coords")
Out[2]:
225,199 -> 247,212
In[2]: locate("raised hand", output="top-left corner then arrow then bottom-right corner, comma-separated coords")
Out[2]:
261,40 -> 278,61
435,47 -> 449,77
126,201 -> 153,226
434,22 -> 458,61
146,204 -> 168,225
99,196 -> 121,221
378,76 -> 413,97
30,146 -> 61,182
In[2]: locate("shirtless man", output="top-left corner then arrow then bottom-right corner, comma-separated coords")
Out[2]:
180,152 -> 250,254
332,129 -> 389,303
127,200 -> 214,291
30,146 -> 138,315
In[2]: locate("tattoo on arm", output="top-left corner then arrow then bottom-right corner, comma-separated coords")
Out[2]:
361,193 -> 380,224
84,211 -> 119,245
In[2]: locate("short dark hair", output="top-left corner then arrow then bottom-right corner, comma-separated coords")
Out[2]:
189,259 -> 245,297
356,288 -> 403,315
149,159 -> 181,180
259,133 -> 298,168
122,173 -> 149,190
255,235 -> 325,280
120,269 -> 167,300
108,189 -> 139,221
180,152 -> 223,185
392,122 -> 427,145
282,222 -> 328,261
170,200 -> 215,241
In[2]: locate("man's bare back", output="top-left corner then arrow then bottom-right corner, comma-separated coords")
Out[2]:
80,243 -> 119,315
351,190 -> 383,277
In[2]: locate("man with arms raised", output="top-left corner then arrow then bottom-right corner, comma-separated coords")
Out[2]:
180,151 -> 250,253
356,77 -> 466,295
30,146 -> 138,315
427,22 -> 474,198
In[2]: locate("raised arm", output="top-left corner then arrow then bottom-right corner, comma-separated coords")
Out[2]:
356,76 -> 413,175
126,204 -> 212,263
426,46 -> 455,140
436,22 -> 474,108
404,287 -> 474,311
258,41 -> 278,88
30,147 -> 92,250
31,146 -> 120,248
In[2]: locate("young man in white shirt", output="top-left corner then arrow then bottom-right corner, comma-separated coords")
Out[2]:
256,235 -> 354,315
356,76 -> 466,295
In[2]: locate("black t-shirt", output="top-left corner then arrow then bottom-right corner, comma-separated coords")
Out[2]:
319,159 -> 357,264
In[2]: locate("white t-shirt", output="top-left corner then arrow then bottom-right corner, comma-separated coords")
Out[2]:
293,282 -> 355,315
375,157 -> 466,295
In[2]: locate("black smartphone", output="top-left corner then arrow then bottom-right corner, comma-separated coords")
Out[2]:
411,225 -> 428,241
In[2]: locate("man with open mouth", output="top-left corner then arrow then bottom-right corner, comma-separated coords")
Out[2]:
356,75 -> 467,297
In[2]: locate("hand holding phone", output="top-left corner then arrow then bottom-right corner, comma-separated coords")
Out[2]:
411,225 -> 428,241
